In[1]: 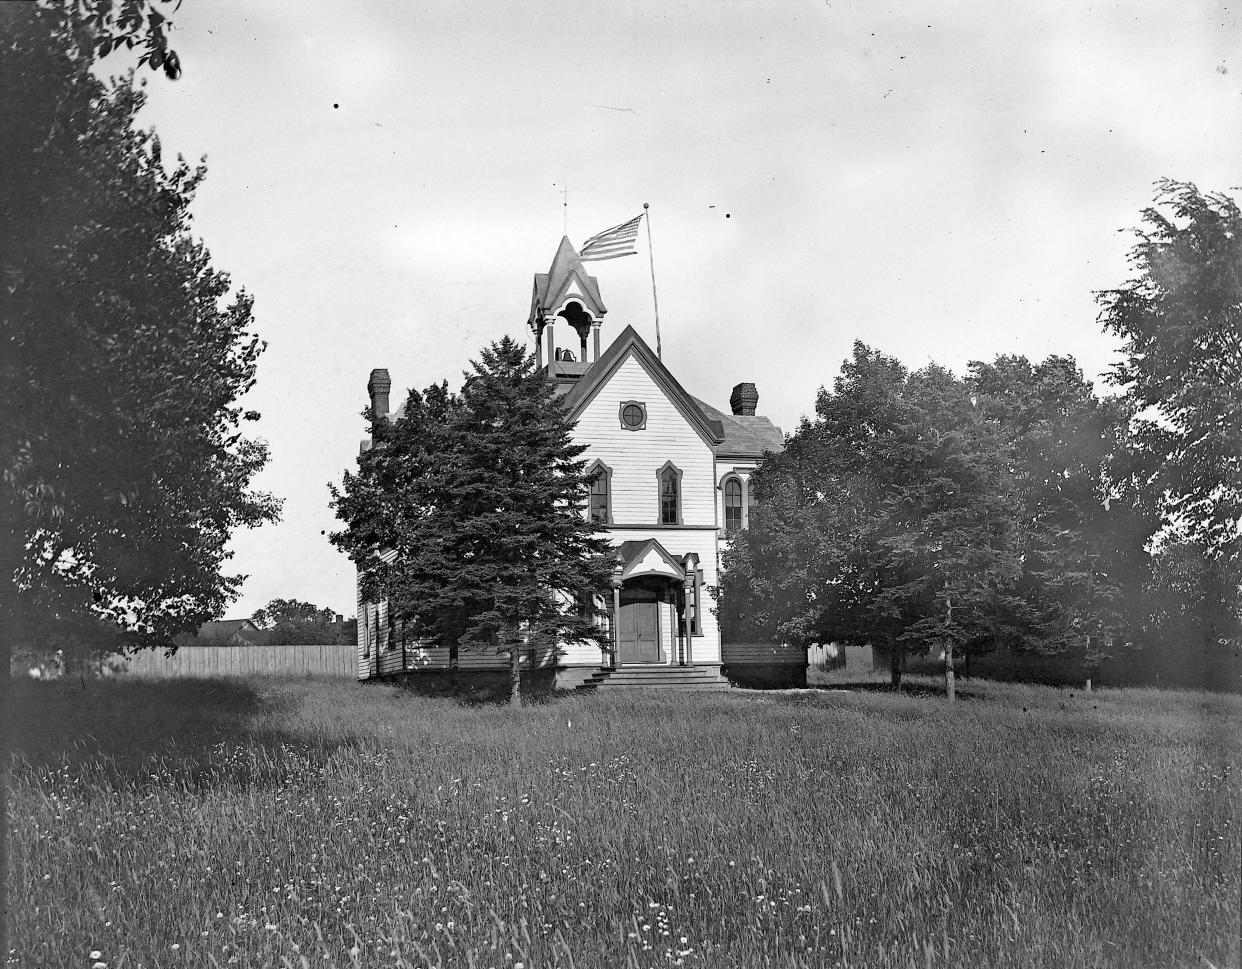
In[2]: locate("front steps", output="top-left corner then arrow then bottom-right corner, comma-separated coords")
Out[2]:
577,665 -> 732,692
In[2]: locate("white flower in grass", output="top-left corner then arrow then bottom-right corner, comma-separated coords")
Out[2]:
89,953 -> 102,961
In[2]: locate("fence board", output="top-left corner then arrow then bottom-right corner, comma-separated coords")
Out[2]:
120,644 -> 356,679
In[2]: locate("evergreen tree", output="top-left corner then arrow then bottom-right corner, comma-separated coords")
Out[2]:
331,338 -> 613,706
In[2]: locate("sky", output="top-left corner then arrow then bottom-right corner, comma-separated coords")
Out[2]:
118,0 -> 1241,621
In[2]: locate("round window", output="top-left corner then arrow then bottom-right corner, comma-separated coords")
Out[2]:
621,403 -> 645,428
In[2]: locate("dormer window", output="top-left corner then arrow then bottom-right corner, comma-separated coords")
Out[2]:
724,476 -> 743,533
657,461 -> 682,525
620,401 -> 647,431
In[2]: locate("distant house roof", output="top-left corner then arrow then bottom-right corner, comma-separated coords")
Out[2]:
178,618 -> 261,647
692,397 -> 785,458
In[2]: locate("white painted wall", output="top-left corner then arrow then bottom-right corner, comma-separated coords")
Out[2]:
573,354 -> 718,528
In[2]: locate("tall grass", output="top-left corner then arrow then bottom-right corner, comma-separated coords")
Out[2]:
6,677 -> 1239,968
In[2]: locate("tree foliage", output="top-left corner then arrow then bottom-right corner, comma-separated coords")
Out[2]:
1,4 -> 279,659
331,338 -> 613,705
250,598 -> 355,646
1099,179 -> 1242,559
720,343 -> 1152,687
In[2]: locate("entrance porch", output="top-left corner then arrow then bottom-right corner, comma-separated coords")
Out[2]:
605,539 -> 701,671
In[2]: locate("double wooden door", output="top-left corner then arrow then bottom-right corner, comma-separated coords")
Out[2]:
618,600 -> 661,663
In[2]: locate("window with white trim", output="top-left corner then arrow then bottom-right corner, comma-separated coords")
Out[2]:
658,462 -> 681,525
724,477 -> 743,534
587,460 -> 612,525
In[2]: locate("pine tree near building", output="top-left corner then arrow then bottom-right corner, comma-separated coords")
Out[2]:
331,338 -> 613,706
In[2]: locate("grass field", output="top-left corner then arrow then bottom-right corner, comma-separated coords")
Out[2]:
6,675 -> 1240,969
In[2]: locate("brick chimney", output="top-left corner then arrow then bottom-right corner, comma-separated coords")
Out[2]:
730,382 -> 758,416
367,368 -> 391,431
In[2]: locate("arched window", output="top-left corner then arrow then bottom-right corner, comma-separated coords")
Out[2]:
657,462 -> 681,525
724,477 -> 743,533
587,460 -> 612,525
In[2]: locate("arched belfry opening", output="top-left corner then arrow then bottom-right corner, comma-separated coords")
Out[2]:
558,300 -> 594,363
528,236 -> 607,380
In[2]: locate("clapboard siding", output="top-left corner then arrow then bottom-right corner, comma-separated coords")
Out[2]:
574,355 -> 717,528
722,642 -> 806,666
383,643 -> 558,671
123,644 -> 356,678
559,640 -> 608,666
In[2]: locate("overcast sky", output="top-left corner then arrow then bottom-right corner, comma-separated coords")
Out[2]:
123,0 -> 1240,620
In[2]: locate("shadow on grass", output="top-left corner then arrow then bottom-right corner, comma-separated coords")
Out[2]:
804,679 -> 982,700
6,676 -> 361,791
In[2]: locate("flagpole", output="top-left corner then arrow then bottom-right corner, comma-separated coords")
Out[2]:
643,202 -> 662,360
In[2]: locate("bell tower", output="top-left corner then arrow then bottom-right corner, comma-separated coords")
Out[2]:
527,236 -> 608,373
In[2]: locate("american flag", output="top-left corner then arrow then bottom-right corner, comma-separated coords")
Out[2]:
579,213 -> 644,261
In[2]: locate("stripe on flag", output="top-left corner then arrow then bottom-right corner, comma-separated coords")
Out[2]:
579,213 -> 644,261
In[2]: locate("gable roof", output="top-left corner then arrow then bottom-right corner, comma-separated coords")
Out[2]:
529,236 -> 606,328
561,325 -> 724,447
175,618 -> 261,647
200,618 -> 258,638
616,538 -> 687,582
692,397 -> 785,458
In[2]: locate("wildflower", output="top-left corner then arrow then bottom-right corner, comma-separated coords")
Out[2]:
90,954 -> 103,961
171,943 -> 181,951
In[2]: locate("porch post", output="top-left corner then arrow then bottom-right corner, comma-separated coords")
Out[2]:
682,576 -> 694,666
611,585 -> 622,669
610,556 -> 624,670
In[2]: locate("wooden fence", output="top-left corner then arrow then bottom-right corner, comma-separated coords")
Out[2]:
120,643 -> 356,679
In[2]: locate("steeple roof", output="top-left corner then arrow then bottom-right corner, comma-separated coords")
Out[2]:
528,236 -> 607,331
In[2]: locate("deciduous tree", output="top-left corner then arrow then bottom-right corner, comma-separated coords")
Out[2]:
1,4 -> 277,956
969,356 -> 1155,676
722,344 -> 1156,695
2,4 -> 278,662
1099,179 -> 1242,560
250,598 -> 354,645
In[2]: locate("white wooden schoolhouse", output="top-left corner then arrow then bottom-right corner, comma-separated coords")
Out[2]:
356,235 -> 805,689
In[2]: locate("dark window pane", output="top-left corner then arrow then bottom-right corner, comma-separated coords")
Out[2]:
589,468 -> 609,523
724,478 -> 742,532
660,468 -> 678,524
